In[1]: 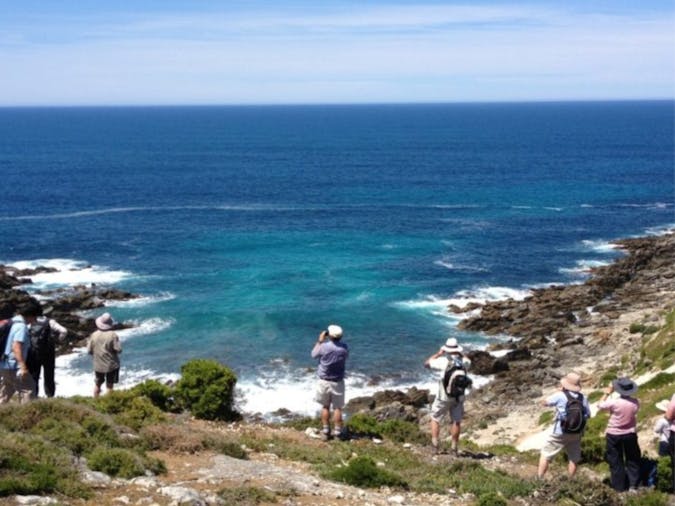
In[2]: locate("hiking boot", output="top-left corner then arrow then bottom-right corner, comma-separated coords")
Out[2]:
332,429 -> 343,440
431,443 -> 440,455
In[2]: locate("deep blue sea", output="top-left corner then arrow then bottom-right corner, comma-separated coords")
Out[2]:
0,102 -> 673,415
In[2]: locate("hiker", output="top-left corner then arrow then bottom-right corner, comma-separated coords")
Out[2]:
537,372 -> 591,479
26,310 -> 69,398
0,301 -> 41,404
87,312 -> 122,398
654,400 -> 672,457
424,337 -> 472,455
666,394 -> 675,493
597,377 -> 641,492
311,324 -> 349,440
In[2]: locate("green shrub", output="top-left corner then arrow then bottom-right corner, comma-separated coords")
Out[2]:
378,419 -> 426,444
175,359 -> 240,421
113,396 -> 167,431
581,435 -> 606,465
131,380 -> 178,412
32,418 -> 93,457
218,486 -> 278,505
0,430 -> 90,498
327,456 -> 408,488
538,411 -> 554,426
443,461 -> 533,499
345,414 -> 380,437
626,489 -> 670,506
86,448 -> 146,479
475,491 -> 507,506
630,323 -> 647,334
656,456 -> 672,493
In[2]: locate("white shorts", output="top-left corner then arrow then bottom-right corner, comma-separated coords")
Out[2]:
540,432 -> 582,463
430,383 -> 464,423
314,379 -> 345,409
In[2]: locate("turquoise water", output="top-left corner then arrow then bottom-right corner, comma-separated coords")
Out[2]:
0,102 -> 672,414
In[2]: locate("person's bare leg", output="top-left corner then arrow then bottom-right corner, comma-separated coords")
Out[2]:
537,456 -> 549,478
93,384 -> 101,398
450,422 -> 461,452
568,460 -> 577,477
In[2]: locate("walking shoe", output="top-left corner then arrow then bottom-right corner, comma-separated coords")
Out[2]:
431,443 -> 440,455
332,428 -> 343,440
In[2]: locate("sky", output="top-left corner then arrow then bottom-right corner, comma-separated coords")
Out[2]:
0,1 -> 674,106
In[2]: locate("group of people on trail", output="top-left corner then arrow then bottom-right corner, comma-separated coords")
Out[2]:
0,302 -> 122,403
311,327 -> 675,494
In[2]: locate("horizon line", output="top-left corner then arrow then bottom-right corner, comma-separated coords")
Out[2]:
0,97 -> 673,109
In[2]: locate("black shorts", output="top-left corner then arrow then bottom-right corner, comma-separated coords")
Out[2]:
95,369 -> 119,387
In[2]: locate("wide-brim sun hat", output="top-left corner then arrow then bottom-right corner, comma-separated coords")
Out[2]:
655,399 -> 670,412
441,337 -> 463,354
95,312 -> 114,331
327,324 -> 343,339
612,377 -> 638,396
560,372 -> 582,392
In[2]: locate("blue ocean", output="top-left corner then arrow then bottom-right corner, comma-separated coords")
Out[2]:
0,102 -> 673,415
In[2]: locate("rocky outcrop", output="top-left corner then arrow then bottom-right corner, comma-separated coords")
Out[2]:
344,387 -> 431,422
0,266 -> 137,354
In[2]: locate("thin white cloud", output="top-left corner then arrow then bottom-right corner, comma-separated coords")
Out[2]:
0,3 -> 672,105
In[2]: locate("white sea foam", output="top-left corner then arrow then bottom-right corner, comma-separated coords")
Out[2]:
645,223 -> 675,236
581,239 -> 620,253
433,258 -> 488,273
559,259 -> 611,276
543,207 -> 563,212
236,368 -> 492,418
115,318 -> 174,341
7,258 -> 133,289
105,292 -> 176,308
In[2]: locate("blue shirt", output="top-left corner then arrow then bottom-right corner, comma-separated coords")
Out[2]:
311,339 -> 349,381
545,390 -> 591,435
1,316 -> 30,370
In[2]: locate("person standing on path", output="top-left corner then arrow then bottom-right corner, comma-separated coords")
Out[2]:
0,301 -> 41,404
597,377 -> 641,492
424,337 -> 472,455
311,324 -> 349,440
654,399 -> 672,458
537,372 -> 591,479
87,312 -> 122,398
26,311 -> 69,398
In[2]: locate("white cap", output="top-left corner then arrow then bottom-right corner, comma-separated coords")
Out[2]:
327,324 -> 343,339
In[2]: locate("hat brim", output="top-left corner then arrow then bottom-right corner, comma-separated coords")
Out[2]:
655,400 -> 670,412
612,379 -> 638,396
560,378 -> 581,392
441,345 -> 463,354
95,317 -> 113,331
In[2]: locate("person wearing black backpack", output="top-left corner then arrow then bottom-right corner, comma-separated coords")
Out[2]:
537,372 -> 591,480
597,377 -> 641,492
0,301 -> 41,404
26,310 -> 68,398
424,337 -> 472,455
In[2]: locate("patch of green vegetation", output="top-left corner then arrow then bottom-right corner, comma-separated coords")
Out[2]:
537,475 -> 618,506
0,429 -> 91,498
626,489 -> 671,506
538,411 -> 554,426
641,373 -> 675,391
279,416 -> 318,431
587,390 -> 603,403
87,447 -> 165,479
325,456 -> 408,489
344,414 -> 426,444
130,379 -> 179,412
475,491 -> 507,506
656,456 -> 673,494
218,486 -> 280,505
637,309 -> 675,372
175,359 -> 241,421
598,367 -> 620,387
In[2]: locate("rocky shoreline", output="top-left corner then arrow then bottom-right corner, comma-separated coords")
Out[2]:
2,232 -> 673,425
343,233 -> 675,432
0,265 -> 136,354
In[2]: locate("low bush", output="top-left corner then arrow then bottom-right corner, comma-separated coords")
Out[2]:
656,456 -> 672,493
326,456 -> 408,489
475,491 -> 507,506
86,447 -> 165,479
0,430 -> 90,498
344,414 -> 426,443
131,379 -> 179,412
175,359 -> 240,421
641,373 -> 675,391
345,413 -> 380,437
218,486 -> 279,505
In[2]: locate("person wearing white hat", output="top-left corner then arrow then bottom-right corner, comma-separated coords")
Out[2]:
424,337 -> 471,454
87,313 -> 122,398
537,372 -> 591,480
654,400 -> 671,457
665,394 -> 675,493
311,324 -> 349,440
597,377 -> 641,492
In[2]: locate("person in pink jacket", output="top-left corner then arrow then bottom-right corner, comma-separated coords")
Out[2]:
597,377 -> 641,492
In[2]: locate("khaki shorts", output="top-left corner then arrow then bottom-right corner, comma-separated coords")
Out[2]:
314,379 -> 345,409
540,432 -> 582,463
430,385 -> 464,423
